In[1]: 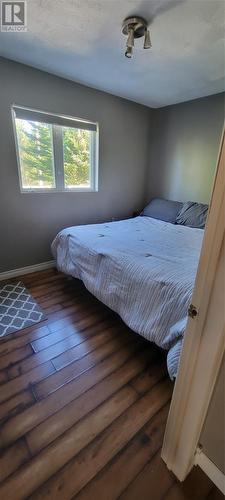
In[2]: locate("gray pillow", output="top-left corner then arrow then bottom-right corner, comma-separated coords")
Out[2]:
176,201 -> 208,228
141,198 -> 183,224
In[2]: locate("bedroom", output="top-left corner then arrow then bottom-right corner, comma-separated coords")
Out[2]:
0,0 -> 224,498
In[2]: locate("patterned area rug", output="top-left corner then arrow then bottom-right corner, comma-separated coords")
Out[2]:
0,281 -> 45,338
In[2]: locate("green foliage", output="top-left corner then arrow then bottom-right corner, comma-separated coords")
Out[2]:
16,119 -> 54,187
16,119 -> 91,189
63,127 -> 90,187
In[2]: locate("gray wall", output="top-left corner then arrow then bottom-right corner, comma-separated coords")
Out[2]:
200,355 -> 225,473
0,58 -> 151,272
0,57 -> 224,273
145,93 -> 225,204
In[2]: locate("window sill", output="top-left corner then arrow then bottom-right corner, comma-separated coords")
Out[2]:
20,188 -> 98,194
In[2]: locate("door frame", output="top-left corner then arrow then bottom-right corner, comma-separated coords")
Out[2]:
161,129 -> 225,481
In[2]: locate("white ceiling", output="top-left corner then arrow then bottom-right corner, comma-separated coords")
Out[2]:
0,0 -> 225,108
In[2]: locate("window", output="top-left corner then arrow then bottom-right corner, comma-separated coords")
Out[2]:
12,106 -> 99,192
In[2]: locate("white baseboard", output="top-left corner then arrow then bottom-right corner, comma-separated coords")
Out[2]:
195,448 -> 225,495
0,260 -> 55,281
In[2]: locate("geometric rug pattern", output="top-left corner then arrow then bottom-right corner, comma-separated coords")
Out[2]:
0,281 -> 45,337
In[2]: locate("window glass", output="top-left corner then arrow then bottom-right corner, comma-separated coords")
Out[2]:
15,118 -> 55,189
63,127 -> 92,189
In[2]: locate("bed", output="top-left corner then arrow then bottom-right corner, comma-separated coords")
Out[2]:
52,211 -> 204,379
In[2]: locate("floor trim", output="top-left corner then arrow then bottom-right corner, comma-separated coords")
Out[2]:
195,448 -> 225,495
0,261 -> 55,281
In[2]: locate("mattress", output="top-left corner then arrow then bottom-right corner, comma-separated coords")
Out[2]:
52,216 -> 204,378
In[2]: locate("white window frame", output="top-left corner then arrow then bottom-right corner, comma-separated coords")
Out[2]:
11,105 -> 99,193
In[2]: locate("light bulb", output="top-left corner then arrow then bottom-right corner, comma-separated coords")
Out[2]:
143,29 -> 151,49
126,27 -> 134,48
125,46 -> 133,58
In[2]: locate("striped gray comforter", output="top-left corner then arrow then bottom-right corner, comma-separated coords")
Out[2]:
52,216 -> 203,378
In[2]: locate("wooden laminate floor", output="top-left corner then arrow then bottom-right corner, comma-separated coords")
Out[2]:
0,268 -> 222,499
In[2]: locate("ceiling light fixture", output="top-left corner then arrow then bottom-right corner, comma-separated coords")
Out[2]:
122,16 -> 151,59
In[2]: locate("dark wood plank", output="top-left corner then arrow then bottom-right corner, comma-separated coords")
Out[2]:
43,296 -> 93,314
32,280 -> 82,299
44,300 -> 100,324
76,403 -> 170,500
0,370 -> 8,384
0,386 -> 138,498
0,439 -> 31,483
0,308 -> 112,358
130,358 -> 168,394
33,337 -> 142,400
45,309 -> 95,334
0,389 -> 35,424
4,268 -> 57,288
43,303 -> 63,314
51,325 -> 128,370
0,343 -> 146,447
163,467 -> 220,500
30,311 -> 113,352
13,268 -> 59,286
29,379 -> 172,500
119,450 -> 174,500
0,344 -> 33,371
23,273 -> 65,289
42,301 -> 108,333
7,320 -> 118,379
0,326 -> 50,354
207,487 -> 225,500
32,281 -> 83,302
38,288 -> 85,308
28,280 -> 77,299
0,361 -> 55,405
27,350 -> 157,455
